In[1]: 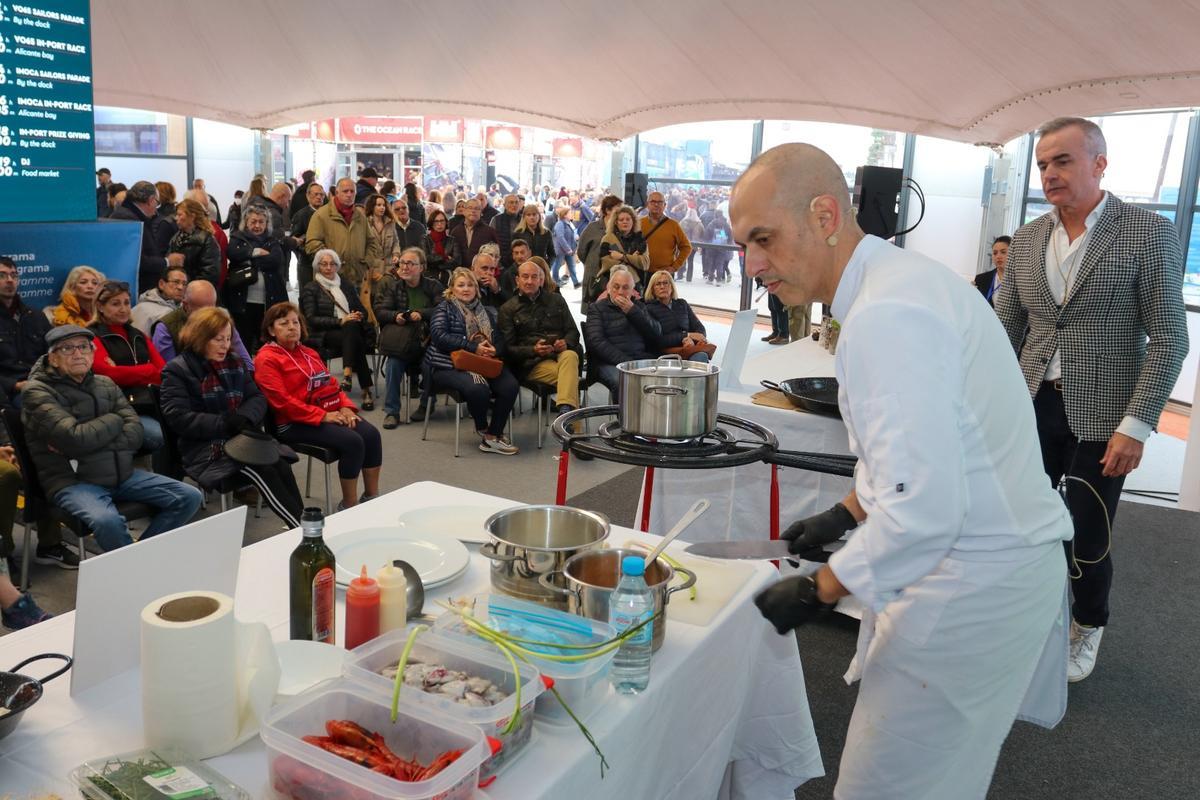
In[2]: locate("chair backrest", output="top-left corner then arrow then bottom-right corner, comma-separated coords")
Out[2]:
2,406 -> 50,511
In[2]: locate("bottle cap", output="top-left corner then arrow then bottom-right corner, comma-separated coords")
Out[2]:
348,565 -> 380,599
621,555 -> 645,577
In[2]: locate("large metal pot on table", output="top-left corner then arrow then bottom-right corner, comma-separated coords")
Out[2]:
537,548 -> 696,652
480,505 -> 610,607
618,355 -> 719,439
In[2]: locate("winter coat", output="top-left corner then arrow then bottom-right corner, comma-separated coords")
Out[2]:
20,355 -> 144,497
300,277 -> 368,334
422,233 -> 463,286
88,321 -> 167,412
449,222 -> 499,269
372,272 -> 444,360
110,197 -> 168,292
407,199 -> 427,227
577,219 -> 608,307
552,218 -> 578,257
497,290 -> 581,374
394,220 -> 427,251
583,298 -> 661,367
254,342 -> 357,426
598,231 -> 649,286
646,298 -> 705,349
130,288 -> 179,336
304,201 -> 380,286
491,212 -> 522,268
160,350 -> 269,487
424,302 -> 507,373
0,296 -> 51,405
167,227 -> 220,284
226,228 -> 288,312
367,218 -> 402,271
512,227 -> 555,263
355,180 -> 378,207
151,306 -> 255,368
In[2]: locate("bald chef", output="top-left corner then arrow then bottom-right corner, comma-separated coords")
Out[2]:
730,143 -> 1073,799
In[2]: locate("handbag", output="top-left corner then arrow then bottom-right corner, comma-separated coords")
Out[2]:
663,342 -> 717,360
305,372 -> 345,411
451,348 -> 503,379
225,261 -> 259,290
378,321 -> 423,360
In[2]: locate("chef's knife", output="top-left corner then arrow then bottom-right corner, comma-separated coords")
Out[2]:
683,540 -> 828,562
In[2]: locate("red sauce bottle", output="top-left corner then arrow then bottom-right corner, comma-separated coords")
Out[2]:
345,565 -> 381,650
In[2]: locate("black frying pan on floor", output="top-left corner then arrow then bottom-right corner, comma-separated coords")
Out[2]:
760,378 -> 842,418
0,653 -> 72,742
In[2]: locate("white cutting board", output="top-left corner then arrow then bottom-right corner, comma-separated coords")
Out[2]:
621,540 -> 758,628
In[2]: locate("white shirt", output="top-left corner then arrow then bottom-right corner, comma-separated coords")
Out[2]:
1044,192 -> 1152,443
827,236 -> 1073,612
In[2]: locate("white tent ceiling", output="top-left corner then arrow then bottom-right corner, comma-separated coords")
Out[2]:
92,0 -> 1200,144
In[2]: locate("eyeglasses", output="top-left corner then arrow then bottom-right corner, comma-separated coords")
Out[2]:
53,342 -> 95,355
398,260 -> 421,268
164,278 -> 187,286
0,271 -> 17,281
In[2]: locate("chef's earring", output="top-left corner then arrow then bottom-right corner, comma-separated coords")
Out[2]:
826,234 -> 839,247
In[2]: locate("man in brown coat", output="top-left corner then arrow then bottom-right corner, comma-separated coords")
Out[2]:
305,178 -> 380,286
641,192 -> 692,274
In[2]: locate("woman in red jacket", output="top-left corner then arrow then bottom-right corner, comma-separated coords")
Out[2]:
88,280 -> 167,453
253,302 -> 382,510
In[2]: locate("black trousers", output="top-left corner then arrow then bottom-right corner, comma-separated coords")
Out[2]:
1033,384 -> 1124,627
322,322 -> 373,389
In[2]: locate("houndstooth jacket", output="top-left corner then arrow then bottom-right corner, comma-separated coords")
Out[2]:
995,193 -> 1188,442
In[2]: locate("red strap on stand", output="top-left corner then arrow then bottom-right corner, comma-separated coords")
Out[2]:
639,466 -> 655,532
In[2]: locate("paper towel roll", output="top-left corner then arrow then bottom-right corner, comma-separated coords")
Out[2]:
141,590 -> 280,759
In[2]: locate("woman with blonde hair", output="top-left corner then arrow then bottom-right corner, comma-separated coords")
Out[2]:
168,199 -> 221,283
644,270 -> 710,363
46,266 -> 104,327
596,205 -> 648,292
512,203 -> 555,264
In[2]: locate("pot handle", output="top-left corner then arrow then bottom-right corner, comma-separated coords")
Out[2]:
760,380 -> 782,392
665,567 -> 697,600
537,570 -> 577,599
642,384 -> 687,396
656,355 -> 683,365
8,653 -> 72,685
479,542 -> 521,562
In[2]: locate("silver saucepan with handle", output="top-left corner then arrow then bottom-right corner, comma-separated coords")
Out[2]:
480,505 -> 610,607
618,355 -> 720,439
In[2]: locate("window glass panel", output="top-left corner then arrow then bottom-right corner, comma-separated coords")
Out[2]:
94,106 -> 187,155
637,121 -> 754,180
762,121 -> 904,173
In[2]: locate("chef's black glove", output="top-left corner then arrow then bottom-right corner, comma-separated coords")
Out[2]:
781,502 -> 857,557
754,575 -> 836,635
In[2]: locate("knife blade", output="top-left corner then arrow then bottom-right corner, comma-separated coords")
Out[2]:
683,540 -> 809,560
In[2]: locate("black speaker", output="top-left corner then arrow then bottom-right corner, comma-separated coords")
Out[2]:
624,172 -> 648,208
853,166 -> 903,238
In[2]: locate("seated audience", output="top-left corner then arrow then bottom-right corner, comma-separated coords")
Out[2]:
597,205 -> 649,295
471,252 -> 509,309
153,280 -> 254,366
255,302 -> 382,510
227,205 -> 287,353
583,267 -> 662,398
46,265 -> 104,327
0,256 -> 52,408
161,307 -> 303,528
498,260 -> 582,413
131,265 -> 186,335
976,235 -> 1010,307
88,280 -> 167,452
423,209 -> 462,287
644,271 -> 711,362
0,434 -> 55,628
374,248 -> 444,428
300,249 -> 375,410
0,416 -> 76,581
424,268 -> 519,455
21,326 -> 202,551
167,198 -> 221,284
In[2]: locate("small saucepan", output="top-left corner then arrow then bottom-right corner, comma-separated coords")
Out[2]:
0,653 -> 72,742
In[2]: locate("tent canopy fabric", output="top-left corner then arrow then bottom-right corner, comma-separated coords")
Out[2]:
92,0 -> 1200,144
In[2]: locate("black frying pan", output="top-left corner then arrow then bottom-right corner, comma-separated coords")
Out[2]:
0,653 -> 72,741
761,378 -> 842,418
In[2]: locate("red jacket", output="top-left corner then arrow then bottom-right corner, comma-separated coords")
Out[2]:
253,341 -> 356,426
91,323 -> 166,388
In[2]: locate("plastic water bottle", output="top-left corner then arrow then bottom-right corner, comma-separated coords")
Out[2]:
609,555 -> 654,694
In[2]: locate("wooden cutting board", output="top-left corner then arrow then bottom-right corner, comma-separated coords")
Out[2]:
751,387 -> 803,412
621,540 -> 758,628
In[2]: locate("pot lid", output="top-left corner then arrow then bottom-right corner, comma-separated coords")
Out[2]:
618,357 -> 719,377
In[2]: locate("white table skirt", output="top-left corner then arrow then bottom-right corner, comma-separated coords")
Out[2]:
0,481 -> 823,799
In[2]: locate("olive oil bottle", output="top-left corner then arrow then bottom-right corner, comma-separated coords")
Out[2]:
290,507 -> 336,643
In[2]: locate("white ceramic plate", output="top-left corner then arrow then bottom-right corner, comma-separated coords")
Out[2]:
330,527 -> 471,588
273,640 -> 347,703
396,503 -> 519,545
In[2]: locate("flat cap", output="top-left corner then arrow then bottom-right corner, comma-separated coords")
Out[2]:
46,325 -> 95,348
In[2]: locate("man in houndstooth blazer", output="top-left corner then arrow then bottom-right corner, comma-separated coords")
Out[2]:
996,117 -> 1188,684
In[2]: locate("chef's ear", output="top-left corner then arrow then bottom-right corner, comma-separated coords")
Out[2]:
807,194 -> 842,243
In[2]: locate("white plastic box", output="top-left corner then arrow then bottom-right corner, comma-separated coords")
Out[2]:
433,594 -> 616,725
345,624 -> 544,780
262,679 -> 487,800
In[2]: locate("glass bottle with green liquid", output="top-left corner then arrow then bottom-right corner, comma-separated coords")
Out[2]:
290,507 -> 336,643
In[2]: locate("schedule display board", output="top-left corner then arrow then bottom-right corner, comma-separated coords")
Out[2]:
0,1 -> 95,222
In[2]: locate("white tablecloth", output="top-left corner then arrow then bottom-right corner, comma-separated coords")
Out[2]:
644,339 -> 854,543
0,482 -> 823,799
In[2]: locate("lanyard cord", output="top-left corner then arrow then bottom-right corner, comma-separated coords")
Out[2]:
268,341 -> 324,380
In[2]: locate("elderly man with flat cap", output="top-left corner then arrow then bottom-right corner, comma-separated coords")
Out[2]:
20,326 -> 202,552
732,143 -> 1073,799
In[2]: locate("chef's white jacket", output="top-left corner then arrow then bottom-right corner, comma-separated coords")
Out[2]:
827,235 -> 1073,612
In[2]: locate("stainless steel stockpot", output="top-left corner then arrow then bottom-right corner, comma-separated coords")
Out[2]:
617,355 -> 719,439
480,505 -> 610,607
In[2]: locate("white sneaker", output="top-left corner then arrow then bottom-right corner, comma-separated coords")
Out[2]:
479,436 -> 519,456
1068,620 -> 1104,683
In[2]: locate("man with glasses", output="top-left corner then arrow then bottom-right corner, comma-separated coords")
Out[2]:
641,191 -> 692,277
131,265 -> 186,335
20,326 -> 202,552
290,182 -> 327,288
110,180 -> 173,295
373,248 -> 445,428
152,280 -> 255,368
391,198 -> 427,250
